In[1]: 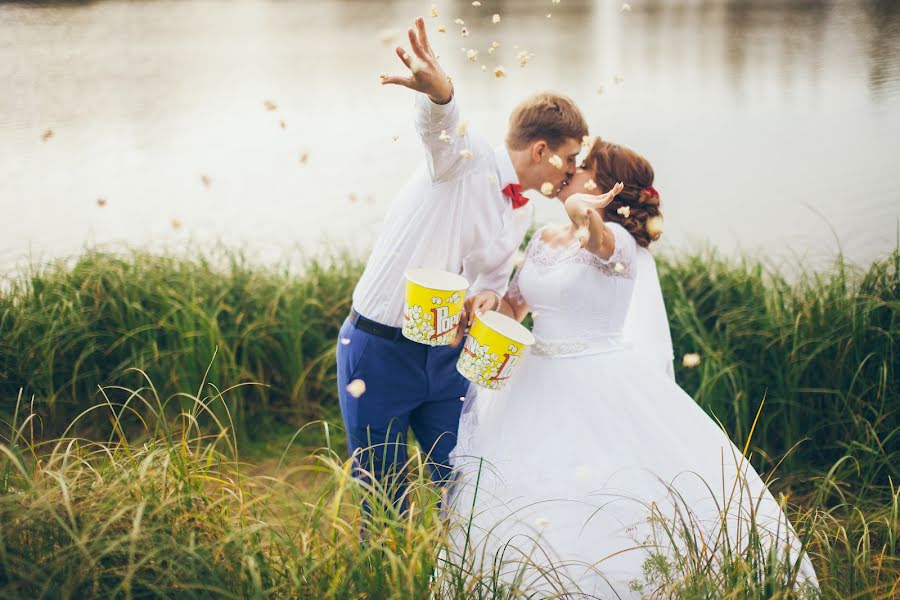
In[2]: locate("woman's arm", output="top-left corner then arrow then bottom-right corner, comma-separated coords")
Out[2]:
564,184 -> 624,260
499,294 -> 529,323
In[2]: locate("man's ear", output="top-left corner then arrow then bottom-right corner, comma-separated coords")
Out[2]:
530,140 -> 548,164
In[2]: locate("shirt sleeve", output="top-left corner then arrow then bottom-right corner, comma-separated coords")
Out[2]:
466,209 -> 533,297
414,93 -> 484,184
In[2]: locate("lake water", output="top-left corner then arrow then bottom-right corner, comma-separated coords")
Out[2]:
2,0 -> 899,277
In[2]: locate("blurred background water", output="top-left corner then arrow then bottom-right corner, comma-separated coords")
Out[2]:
2,0 -> 899,276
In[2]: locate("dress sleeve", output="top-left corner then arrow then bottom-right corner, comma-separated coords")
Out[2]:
595,222 -> 637,270
414,93 -> 485,184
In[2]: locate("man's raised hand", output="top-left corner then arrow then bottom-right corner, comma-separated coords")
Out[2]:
380,17 -> 453,104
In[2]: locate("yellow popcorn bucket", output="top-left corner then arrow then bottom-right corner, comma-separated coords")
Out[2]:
456,310 -> 535,390
402,269 -> 469,346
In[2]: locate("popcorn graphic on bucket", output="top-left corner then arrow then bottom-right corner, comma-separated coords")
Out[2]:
402,269 -> 469,346
456,310 -> 536,390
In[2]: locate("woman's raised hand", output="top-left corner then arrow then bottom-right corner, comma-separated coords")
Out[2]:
380,17 -> 453,105
565,183 -> 624,248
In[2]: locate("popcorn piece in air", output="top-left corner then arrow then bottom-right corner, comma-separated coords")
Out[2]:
541,182 -> 554,196
617,205 -> 631,218
549,154 -> 563,169
439,130 -> 451,143
346,379 -> 367,397
456,121 -> 468,136
494,66 -> 506,78
492,14 -> 501,24
682,353 -> 701,368
584,179 -> 598,191
460,149 -> 474,159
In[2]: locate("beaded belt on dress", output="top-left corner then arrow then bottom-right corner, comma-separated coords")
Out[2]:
530,334 -> 630,358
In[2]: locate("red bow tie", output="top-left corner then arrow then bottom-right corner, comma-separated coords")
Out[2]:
501,183 -> 529,209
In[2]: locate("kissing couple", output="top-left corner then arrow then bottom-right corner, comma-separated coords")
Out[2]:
335,17 -> 818,598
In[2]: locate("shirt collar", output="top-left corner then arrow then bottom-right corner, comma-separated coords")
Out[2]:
495,146 -> 519,189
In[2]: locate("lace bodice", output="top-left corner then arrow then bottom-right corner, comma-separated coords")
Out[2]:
508,223 -> 638,346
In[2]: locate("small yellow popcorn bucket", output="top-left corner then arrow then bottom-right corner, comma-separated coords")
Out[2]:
402,269 -> 469,346
456,311 -> 535,390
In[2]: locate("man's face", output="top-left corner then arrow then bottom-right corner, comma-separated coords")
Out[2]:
530,138 -> 583,197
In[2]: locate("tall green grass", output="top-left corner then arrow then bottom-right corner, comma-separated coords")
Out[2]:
658,250 -> 898,502
0,246 -> 362,439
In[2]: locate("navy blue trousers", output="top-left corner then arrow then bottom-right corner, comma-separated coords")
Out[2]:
336,315 -> 469,503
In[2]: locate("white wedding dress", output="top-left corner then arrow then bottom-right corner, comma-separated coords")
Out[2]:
447,223 -> 818,598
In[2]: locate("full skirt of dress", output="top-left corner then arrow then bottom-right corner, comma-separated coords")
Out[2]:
447,347 -> 819,598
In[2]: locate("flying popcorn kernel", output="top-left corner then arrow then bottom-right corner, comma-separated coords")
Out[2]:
200,174 -> 211,188
582,135 -> 595,147
614,262 -> 625,273
682,353 -> 701,368
481,64 -> 487,71
546,13 -> 552,18
340,337 -> 351,345
460,149 -> 473,159
553,0 -> 561,4
617,205 -> 631,218
494,66 -> 506,78
492,14 -> 501,24
549,154 -> 563,169
96,197 -> 107,207
171,218 -> 182,231
621,3 -> 632,12
299,151 -> 309,164
437,24 -> 446,32
263,99 -> 277,111
456,121 -> 468,136
472,1 -> 481,6
613,73 -> 625,84
42,129 -> 54,142
466,48 -> 479,61
541,182 -> 554,196
346,379 -> 367,397
584,179 -> 598,191
517,50 -> 533,66
454,18 -> 465,25
646,215 -> 664,236
431,4 -> 438,17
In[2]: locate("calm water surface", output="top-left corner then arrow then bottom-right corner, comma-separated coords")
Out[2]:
2,0 -> 899,276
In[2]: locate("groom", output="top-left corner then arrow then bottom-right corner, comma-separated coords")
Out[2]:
336,16 -> 588,505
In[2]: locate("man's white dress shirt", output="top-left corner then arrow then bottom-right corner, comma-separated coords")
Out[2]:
352,94 -> 533,327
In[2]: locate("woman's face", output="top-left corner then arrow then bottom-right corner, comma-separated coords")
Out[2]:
557,168 -> 601,201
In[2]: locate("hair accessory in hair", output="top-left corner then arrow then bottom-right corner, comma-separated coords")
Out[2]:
643,185 -> 659,198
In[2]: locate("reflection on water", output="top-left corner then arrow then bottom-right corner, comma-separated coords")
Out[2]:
1,0 -> 898,276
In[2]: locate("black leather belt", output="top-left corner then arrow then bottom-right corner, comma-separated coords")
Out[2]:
349,307 -> 403,340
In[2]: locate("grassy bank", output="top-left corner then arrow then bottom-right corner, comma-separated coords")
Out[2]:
0,245 -> 897,597
0,380 -> 897,599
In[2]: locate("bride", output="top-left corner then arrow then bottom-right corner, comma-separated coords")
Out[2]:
446,139 -> 819,597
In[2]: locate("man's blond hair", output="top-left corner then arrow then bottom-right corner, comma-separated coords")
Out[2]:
506,92 -> 588,151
